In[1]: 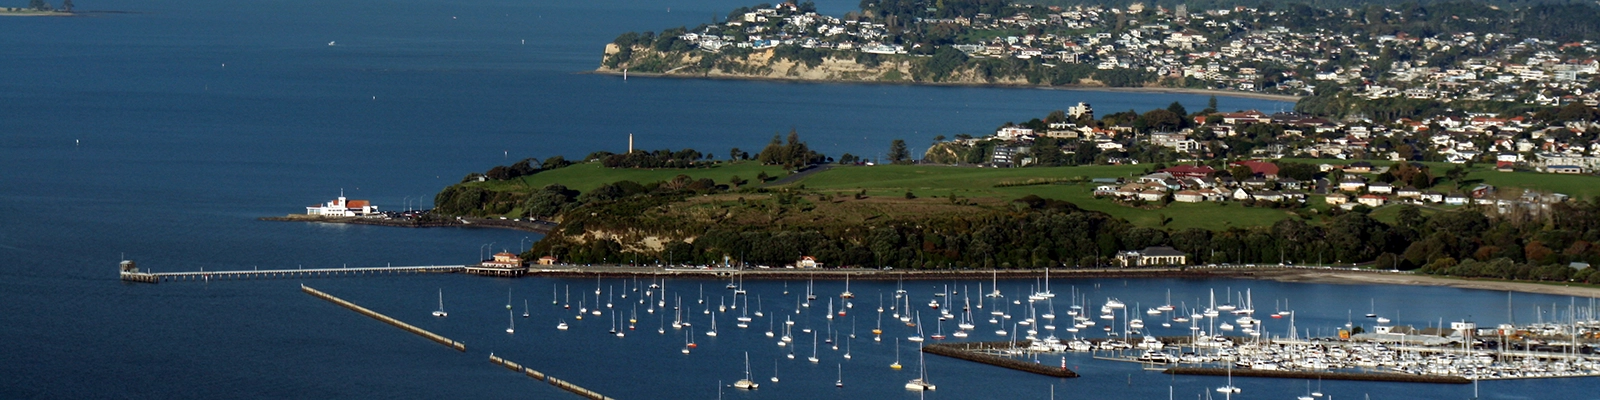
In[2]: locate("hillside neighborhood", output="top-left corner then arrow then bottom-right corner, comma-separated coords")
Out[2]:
641,1 -> 1600,105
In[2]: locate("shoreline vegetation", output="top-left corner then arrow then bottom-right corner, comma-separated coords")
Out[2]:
586,69 -> 1301,103
0,8 -> 70,16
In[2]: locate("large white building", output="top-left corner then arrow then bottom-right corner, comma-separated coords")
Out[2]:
307,194 -> 377,216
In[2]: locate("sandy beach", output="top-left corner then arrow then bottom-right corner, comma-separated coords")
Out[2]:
1251,269 -> 1600,298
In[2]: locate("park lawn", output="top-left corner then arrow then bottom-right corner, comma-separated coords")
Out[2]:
467,162 -> 790,193
788,164 -> 1321,229
1466,170 -> 1600,200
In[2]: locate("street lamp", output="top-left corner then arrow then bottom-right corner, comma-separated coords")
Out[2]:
520,236 -> 532,253
480,242 -> 495,262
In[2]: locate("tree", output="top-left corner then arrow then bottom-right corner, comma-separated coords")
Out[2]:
888,139 -> 911,164
61,0 -> 71,11
730,147 -> 743,161
28,0 -> 48,10
1167,101 -> 1189,118
1229,165 -> 1255,181
933,135 -> 946,143
1205,95 -> 1218,113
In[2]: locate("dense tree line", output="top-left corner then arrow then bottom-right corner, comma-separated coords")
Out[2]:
601,149 -> 712,169
757,130 -> 828,169
472,156 -> 574,182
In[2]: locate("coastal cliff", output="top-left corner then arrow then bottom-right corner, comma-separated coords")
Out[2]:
595,44 -> 1300,102
599,44 -> 1064,87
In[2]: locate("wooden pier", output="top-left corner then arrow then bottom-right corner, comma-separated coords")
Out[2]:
117,260 -> 465,283
490,353 -> 615,400
300,284 -> 466,352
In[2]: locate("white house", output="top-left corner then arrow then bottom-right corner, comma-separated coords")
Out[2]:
307,193 -> 378,217
1357,194 -> 1387,207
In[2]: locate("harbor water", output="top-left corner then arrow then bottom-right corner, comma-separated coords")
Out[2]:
3,0 -> 1596,398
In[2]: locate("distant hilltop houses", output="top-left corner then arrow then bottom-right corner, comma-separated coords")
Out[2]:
306,193 -> 379,217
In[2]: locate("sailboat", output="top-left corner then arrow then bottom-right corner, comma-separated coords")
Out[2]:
432,289 -> 448,317
506,308 -> 515,334
771,360 -> 779,383
843,339 -> 852,359
707,312 -> 718,337
986,271 -> 1003,298
806,277 -> 817,301
563,285 -> 570,309
552,284 -> 558,305
1366,299 -> 1379,318
891,338 -> 903,369
523,299 -> 530,318
1215,363 -> 1241,394
908,311 -> 925,342
754,295 -> 764,318
840,274 -> 854,299
835,364 -> 843,388
733,352 -> 759,390
682,327 -> 693,354
808,331 -> 819,363
557,318 -> 568,330
905,342 -> 936,391
931,317 -> 946,340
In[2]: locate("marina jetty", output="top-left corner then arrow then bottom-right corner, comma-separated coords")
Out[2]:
300,284 -> 466,352
490,354 -> 616,400
260,214 -> 555,234
924,341 -> 1079,378
117,259 -> 463,283
1163,367 -> 1470,384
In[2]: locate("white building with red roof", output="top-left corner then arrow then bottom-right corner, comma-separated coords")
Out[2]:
307,192 -> 378,217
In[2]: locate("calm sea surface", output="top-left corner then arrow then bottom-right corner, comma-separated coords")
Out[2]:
1,0 -> 1591,398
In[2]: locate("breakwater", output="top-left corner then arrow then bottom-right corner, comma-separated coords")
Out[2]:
923,341 -> 1079,378
300,285 -> 466,352
490,353 -> 615,400
1162,367 -> 1471,384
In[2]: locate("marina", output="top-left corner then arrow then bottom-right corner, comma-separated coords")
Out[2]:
129,262 -> 1600,398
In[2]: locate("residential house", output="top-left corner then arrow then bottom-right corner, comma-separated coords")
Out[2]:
1357,194 -> 1387,207
1325,193 -> 1349,205
1174,190 -> 1205,203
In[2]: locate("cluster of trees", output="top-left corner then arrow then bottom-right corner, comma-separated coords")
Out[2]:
27,0 -> 69,11
757,130 -> 828,169
475,156 -> 573,181
600,149 -> 713,169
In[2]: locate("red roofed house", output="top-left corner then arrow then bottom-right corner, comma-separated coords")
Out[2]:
307,192 -> 379,216
1161,165 -> 1217,179
1229,160 -> 1280,179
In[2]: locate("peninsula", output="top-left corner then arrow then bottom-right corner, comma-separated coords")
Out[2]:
599,0 -> 1600,112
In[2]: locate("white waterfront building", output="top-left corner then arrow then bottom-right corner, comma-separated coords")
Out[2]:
307,193 -> 377,216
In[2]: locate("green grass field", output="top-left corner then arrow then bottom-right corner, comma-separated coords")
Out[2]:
1467,170 -> 1600,200
466,162 -> 791,193
783,164 -> 1319,229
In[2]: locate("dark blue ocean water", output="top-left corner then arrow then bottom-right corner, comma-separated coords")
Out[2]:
1,0 -> 1592,398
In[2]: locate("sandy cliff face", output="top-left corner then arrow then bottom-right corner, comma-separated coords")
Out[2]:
600,46 -> 1021,85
